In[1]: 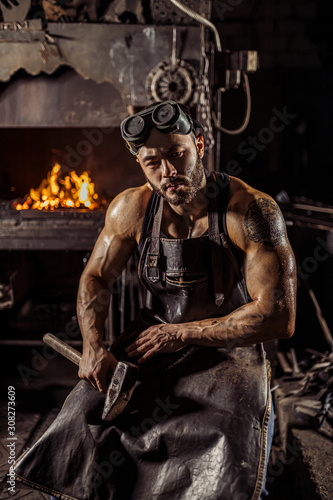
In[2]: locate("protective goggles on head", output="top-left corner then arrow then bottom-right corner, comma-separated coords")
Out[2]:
120,100 -> 203,155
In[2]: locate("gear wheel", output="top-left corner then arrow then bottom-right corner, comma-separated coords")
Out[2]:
145,60 -> 198,106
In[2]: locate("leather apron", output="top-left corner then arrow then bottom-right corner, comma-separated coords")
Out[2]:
14,171 -> 271,500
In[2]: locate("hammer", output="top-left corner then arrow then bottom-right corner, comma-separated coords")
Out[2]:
43,333 -> 139,421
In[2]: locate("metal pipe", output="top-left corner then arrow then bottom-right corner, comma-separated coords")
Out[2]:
168,0 -> 222,52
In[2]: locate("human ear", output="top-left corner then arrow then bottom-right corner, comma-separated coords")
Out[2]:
196,134 -> 204,158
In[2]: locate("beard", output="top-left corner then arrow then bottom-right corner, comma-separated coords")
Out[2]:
146,152 -> 204,206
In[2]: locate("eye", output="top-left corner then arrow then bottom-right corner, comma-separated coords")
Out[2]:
170,150 -> 184,159
146,160 -> 160,169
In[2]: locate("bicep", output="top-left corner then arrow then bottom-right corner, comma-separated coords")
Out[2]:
229,192 -> 296,319
242,197 -> 296,302
81,227 -> 137,289
243,241 -> 297,338
244,243 -> 296,310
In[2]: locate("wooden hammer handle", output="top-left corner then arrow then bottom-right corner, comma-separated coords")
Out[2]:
43,333 -> 82,366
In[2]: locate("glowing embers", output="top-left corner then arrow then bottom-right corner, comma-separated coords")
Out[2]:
15,163 -> 100,211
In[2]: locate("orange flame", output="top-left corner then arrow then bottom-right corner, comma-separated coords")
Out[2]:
15,163 -> 100,211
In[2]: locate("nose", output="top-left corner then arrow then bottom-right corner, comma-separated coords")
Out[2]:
161,159 -> 177,178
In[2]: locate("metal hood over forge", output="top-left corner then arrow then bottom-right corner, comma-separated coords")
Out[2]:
0,1 -> 212,128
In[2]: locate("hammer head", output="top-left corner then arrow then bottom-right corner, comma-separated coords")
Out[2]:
102,361 -> 139,421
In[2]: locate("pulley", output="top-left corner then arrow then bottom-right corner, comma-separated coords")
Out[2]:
145,59 -> 198,106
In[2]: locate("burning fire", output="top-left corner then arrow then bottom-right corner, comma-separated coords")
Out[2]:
15,163 -> 100,211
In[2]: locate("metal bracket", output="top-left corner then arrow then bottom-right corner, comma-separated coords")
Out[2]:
147,253 -> 160,282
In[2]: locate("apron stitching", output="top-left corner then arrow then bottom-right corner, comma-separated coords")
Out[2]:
251,359 -> 272,500
138,237 -> 150,282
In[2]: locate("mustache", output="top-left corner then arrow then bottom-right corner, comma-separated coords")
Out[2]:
161,176 -> 190,191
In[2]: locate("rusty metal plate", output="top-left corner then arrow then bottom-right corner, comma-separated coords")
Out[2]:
0,209 -> 106,250
0,23 -> 203,107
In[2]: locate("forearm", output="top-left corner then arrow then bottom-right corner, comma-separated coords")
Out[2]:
77,273 -> 111,347
179,299 -> 293,349
77,272 -> 118,391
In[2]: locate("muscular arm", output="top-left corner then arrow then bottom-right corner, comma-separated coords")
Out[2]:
126,178 -> 297,361
178,190 -> 296,348
77,186 -> 149,391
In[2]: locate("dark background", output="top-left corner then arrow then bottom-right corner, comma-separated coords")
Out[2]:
211,0 -> 332,205
0,0 -> 332,354
0,5 -> 331,498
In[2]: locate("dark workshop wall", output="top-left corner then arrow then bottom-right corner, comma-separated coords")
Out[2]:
211,0 -> 332,206
210,0 -> 333,351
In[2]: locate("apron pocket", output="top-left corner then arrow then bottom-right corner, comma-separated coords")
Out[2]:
165,273 -> 209,287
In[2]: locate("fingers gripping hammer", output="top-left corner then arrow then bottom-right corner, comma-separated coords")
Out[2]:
43,333 -> 138,421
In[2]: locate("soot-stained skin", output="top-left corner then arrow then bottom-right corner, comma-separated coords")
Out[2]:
244,198 -> 286,247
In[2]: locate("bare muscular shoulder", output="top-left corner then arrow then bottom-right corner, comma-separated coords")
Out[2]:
226,176 -> 288,252
81,183 -> 152,286
104,183 -> 152,243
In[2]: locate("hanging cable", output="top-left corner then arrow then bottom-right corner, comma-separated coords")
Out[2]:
168,0 -> 222,52
168,0 -> 252,135
212,73 -> 251,135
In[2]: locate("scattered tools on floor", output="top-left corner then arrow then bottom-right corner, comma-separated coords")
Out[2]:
275,347 -> 333,440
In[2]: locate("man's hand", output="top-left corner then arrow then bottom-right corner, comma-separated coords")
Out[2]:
126,324 -> 186,363
78,341 -> 118,392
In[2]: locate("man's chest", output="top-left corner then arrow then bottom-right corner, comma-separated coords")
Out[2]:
160,214 -> 209,239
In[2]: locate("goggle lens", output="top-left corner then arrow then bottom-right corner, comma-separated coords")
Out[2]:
152,102 -> 178,127
124,115 -> 146,136
120,100 -> 202,155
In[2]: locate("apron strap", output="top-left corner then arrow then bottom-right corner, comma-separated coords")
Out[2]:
147,171 -> 226,308
207,172 -> 225,307
147,195 -> 164,283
